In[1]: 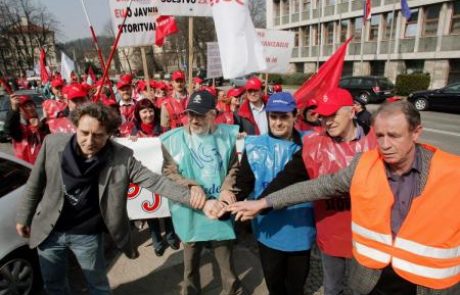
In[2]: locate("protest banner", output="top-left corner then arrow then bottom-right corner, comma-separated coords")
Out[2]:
114,138 -> 171,220
256,29 -> 295,74
206,42 -> 223,79
108,0 -> 157,47
156,0 -> 212,17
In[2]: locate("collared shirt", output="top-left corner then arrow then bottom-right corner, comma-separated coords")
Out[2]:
386,146 -> 422,236
250,102 -> 268,134
119,99 -> 135,106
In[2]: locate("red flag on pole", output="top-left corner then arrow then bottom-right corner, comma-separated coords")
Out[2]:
294,37 -> 353,109
155,16 -> 178,47
364,0 -> 372,21
39,48 -> 50,84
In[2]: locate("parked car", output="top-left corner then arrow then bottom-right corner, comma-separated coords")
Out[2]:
230,75 -> 251,88
339,76 -> 395,103
0,90 -> 45,142
0,153 -> 41,294
407,82 -> 460,112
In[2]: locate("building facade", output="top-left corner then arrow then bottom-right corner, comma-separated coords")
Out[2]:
267,0 -> 460,88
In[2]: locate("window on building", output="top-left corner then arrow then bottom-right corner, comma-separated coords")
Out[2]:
451,2 -> 460,34
369,15 -> 380,41
292,0 -> 300,13
313,24 -> 320,45
448,59 -> 460,84
340,19 -> 349,42
383,11 -> 396,40
294,30 -> 300,47
370,61 -> 386,76
405,60 -> 424,74
423,4 -> 441,36
325,22 -> 334,44
283,1 -> 290,15
404,9 -> 419,38
352,17 -> 363,42
304,26 -> 311,46
302,0 -> 311,11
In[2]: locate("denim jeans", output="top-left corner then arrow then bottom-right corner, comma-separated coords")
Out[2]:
321,252 -> 360,295
37,231 -> 111,295
147,217 -> 178,250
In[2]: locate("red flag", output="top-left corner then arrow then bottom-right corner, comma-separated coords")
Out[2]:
88,65 -> 97,84
364,0 -> 372,21
294,37 -> 353,109
40,48 -> 50,84
155,16 -> 178,47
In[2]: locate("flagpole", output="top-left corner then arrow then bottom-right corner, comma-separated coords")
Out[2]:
316,0 -> 322,72
80,0 -> 106,70
386,3 -> 396,74
141,47 -> 151,95
264,73 -> 269,95
188,17 -> 194,94
360,19 -> 366,74
95,0 -> 133,100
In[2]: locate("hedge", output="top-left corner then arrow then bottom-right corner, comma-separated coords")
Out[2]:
267,73 -> 313,86
395,73 -> 430,96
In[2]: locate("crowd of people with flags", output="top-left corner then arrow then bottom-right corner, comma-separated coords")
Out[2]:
4,65 -> 460,295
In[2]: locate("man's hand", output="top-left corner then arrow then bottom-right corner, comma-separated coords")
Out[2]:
227,199 -> 269,221
219,190 -> 237,205
190,185 -> 206,209
10,94 -> 20,111
16,223 -> 31,238
202,199 -> 225,219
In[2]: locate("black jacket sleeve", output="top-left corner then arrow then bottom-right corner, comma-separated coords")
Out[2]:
233,151 -> 256,201
4,109 -> 23,141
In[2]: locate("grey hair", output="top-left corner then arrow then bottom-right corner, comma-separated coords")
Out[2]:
70,102 -> 122,135
372,100 -> 421,131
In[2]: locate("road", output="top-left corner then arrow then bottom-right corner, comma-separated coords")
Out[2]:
367,104 -> 460,155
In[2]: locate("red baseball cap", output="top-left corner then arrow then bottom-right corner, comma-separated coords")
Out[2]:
155,81 -> 167,90
227,87 -> 245,98
100,94 -> 118,107
315,88 -> 353,116
192,76 -> 203,84
137,80 -> 146,92
171,70 -> 185,81
201,86 -> 217,97
66,84 -> 88,100
18,95 -> 33,106
245,77 -> 262,91
51,78 -> 64,88
117,74 -> 133,89
304,98 -> 318,109
149,80 -> 157,89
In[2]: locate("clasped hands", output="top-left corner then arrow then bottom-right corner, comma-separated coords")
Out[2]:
189,187 -> 267,221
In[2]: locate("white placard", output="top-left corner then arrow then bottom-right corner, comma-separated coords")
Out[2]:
156,0 -> 212,17
109,0 -> 157,48
256,29 -> 295,74
206,42 -> 223,79
114,138 -> 171,220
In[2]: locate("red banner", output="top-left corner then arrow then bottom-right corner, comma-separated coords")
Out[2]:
40,48 -> 50,84
155,16 -> 178,47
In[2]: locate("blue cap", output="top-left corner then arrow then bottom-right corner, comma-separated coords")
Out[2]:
265,92 -> 297,113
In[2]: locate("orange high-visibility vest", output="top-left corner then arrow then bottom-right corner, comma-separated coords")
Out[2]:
350,146 -> 460,290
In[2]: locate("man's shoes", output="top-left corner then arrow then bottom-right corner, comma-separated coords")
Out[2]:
154,242 -> 167,257
167,238 -> 181,250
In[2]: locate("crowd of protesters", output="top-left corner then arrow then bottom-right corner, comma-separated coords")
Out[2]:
3,69 -> 459,295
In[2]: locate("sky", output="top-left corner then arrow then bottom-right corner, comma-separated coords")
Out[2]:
42,0 -> 112,42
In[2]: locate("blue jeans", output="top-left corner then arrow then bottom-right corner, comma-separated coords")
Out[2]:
147,217 -> 178,249
37,231 -> 111,295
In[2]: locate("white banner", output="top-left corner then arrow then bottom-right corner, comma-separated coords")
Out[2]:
256,29 -> 295,74
206,42 -> 223,79
60,52 -> 75,82
156,0 -> 212,17
114,138 -> 171,220
109,0 -> 157,48
212,1 -> 266,79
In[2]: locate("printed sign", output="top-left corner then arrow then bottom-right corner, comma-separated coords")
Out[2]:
114,138 -> 171,220
109,0 -> 158,47
156,0 -> 212,17
256,29 -> 295,74
206,42 -> 223,79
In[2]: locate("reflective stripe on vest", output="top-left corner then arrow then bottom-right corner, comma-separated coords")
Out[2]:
394,237 -> 460,260
354,241 -> 391,264
352,222 -> 392,246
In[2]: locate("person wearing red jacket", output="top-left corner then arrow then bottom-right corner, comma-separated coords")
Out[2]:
160,71 -> 188,131
117,74 -> 136,122
237,77 -> 268,135
43,78 -> 67,120
4,94 -> 49,164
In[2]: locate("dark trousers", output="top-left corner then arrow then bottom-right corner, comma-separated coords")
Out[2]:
147,217 -> 178,249
368,266 -> 416,295
258,242 -> 311,295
